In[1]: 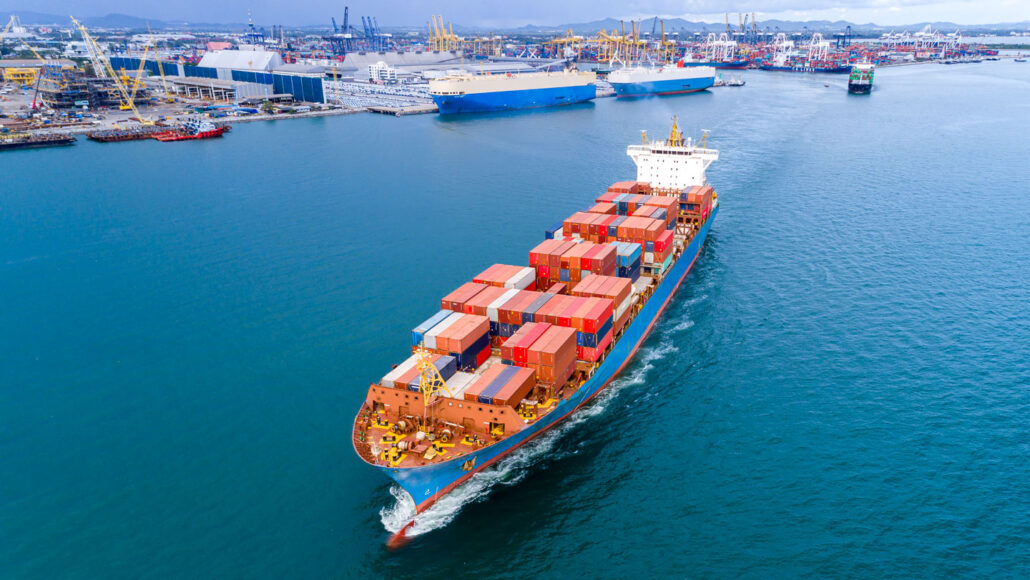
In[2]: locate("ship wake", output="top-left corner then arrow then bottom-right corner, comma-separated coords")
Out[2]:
379,339 -> 678,539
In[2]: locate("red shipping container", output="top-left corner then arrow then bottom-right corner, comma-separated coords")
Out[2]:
559,296 -> 588,328
547,282 -> 567,295
608,180 -> 642,194
589,202 -> 616,215
633,205 -> 657,218
537,294 -> 572,326
500,290 -> 539,325
549,241 -> 577,268
595,191 -> 619,203
529,239 -> 559,267
529,325 -> 577,367
565,241 -> 593,271
655,230 -> 674,253
513,322 -> 551,363
577,328 -> 613,362
582,298 -> 614,334
441,282 -> 489,312
536,264 -> 550,279
492,367 -> 537,406
464,286 -> 508,316
472,264 -> 505,286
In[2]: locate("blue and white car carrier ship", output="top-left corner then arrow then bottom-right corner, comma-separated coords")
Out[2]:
428,70 -> 596,114
608,65 -> 716,97
352,120 -> 720,547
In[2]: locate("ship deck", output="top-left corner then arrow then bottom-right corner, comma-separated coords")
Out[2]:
352,216 -> 709,471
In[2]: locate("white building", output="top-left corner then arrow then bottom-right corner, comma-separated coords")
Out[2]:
368,61 -> 398,84
197,50 -> 283,72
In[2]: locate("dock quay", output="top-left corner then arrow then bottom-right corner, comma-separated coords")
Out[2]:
367,103 -> 439,116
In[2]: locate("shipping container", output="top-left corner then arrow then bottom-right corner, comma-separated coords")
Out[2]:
522,292 -> 556,324
528,325 -> 577,368
464,285 -> 509,316
441,282 -> 489,312
381,354 -> 420,388
411,310 -> 453,347
487,288 -> 521,322
491,367 -> 537,406
577,327 -> 613,362
424,311 -> 464,350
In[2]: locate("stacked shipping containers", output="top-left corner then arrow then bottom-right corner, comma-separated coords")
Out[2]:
571,275 -> 634,332
680,185 -> 714,223
500,322 -> 577,390
464,364 -> 537,407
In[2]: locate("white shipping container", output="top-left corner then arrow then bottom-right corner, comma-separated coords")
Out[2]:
425,311 -> 463,350
487,288 -> 521,322
615,295 -> 632,322
381,354 -> 419,388
505,267 -> 536,290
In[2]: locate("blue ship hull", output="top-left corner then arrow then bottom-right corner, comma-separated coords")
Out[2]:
378,204 -> 718,513
431,84 -> 596,115
611,75 -> 714,97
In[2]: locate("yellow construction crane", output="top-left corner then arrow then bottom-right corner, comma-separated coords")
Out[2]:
70,16 -> 153,124
544,29 -> 583,60
147,23 -> 174,103
120,43 -> 151,109
426,15 -> 463,52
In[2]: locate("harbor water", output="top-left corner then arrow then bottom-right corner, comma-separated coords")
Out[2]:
2,61 -> 1029,578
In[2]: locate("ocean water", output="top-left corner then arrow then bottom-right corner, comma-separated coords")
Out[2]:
2,61 -> 1029,578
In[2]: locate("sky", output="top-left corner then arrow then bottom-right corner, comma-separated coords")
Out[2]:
16,0 -> 1030,27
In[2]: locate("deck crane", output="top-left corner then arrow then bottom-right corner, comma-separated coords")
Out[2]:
70,16 -> 153,125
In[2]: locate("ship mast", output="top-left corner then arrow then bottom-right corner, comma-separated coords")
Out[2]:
414,343 -> 452,428
667,115 -> 683,147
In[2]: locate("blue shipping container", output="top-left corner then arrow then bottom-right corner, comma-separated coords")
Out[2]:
412,310 -> 453,346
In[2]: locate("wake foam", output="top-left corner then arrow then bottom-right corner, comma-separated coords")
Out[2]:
379,339 -> 678,538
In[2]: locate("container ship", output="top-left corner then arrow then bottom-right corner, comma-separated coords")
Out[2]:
428,70 -> 596,114
678,58 -> 750,70
0,132 -> 75,151
153,118 -> 230,142
608,65 -> 715,97
847,63 -> 875,94
351,119 -> 720,546
759,59 -> 851,73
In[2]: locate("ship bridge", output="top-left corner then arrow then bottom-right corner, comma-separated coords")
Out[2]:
627,119 -> 719,190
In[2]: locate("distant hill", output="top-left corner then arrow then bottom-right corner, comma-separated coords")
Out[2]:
2,9 -> 1027,34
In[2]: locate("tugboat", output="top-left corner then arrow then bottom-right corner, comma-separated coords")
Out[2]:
153,118 -> 230,142
0,132 -> 75,151
848,63 -> 874,94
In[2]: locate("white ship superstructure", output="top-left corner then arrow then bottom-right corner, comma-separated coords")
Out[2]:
626,118 -> 719,189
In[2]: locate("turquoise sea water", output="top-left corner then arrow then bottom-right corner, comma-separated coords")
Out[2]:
3,61 -> 1029,578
